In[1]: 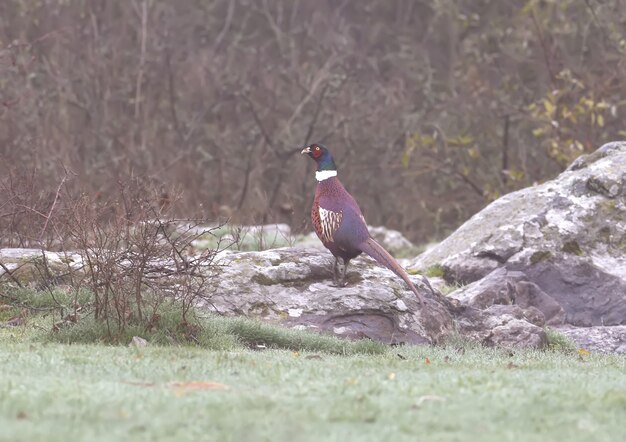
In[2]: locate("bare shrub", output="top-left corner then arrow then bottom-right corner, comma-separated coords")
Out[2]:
0,171 -> 230,339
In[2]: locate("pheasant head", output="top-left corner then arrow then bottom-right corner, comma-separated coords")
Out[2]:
301,143 -> 338,181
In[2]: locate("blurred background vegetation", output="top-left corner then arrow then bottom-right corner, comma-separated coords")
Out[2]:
1,0 -> 625,244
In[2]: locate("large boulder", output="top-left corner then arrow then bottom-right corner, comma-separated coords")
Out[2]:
447,267 -> 565,326
202,247 -> 455,345
198,247 -> 547,348
409,141 -> 626,328
558,325 -> 626,354
407,141 -> 626,353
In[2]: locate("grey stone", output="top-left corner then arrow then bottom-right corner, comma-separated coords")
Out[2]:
486,318 -> 547,349
455,304 -> 547,349
202,247 -> 456,345
556,326 -> 626,354
448,268 -> 564,326
194,247 -> 546,349
130,336 -> 148,348
367,226 -> 417,256
409,141 -> 626,328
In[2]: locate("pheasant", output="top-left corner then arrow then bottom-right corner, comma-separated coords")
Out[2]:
301,143 -> 430,304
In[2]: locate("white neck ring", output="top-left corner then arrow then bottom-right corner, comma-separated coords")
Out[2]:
315,170 -> 338,181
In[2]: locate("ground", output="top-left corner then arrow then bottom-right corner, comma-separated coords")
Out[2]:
1,326 -> 624,442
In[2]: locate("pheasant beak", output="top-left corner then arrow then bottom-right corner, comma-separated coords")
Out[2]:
300,146 -> 311,155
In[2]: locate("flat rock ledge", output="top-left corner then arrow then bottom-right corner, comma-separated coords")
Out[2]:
200,247 -> 547,349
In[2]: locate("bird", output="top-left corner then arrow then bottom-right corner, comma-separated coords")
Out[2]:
301,143 -> 430,304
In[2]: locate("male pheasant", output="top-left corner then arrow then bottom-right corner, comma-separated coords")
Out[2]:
301,143 -> 429,304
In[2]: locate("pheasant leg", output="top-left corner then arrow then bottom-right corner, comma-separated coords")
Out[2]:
333,257 -> 347,287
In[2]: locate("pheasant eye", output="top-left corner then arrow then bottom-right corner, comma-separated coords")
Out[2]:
315,146 -> 320,151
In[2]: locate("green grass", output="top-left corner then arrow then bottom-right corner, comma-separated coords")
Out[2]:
545,327 -> 578,353
1,287 -> 625,441
1,324 -> 625,442
408,264 -> 446,278
46,313 -> 387,355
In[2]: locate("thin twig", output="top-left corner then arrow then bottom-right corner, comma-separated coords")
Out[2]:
134,0 -> 149,120
39,171 -> 68,243
213,0 -> 235,52
0,261 -> 23,288
530,9 -> 556,88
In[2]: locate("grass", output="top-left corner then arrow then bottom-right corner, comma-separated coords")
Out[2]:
1,333 -> 624,442
46,313 -> 387,356
439,281 -> 464,296
545,327 -> 578,353
408,264 -> 446,278
1,289 -> 625,441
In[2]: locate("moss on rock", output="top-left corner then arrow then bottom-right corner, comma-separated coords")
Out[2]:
530,251 -> 553,265
251,274 -> 277,286
562,241 -> 583,256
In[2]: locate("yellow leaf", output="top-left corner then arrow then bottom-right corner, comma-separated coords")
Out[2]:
597,114 -> 604,127
521,0 -> 536,15
543,99 -> 556,118
421,135 -> 435,146
448,135 -> 475,147
532,127 -> 545,137
577,348 -> 590,357
170,381 -> 228,391
458,135 -> 474,145
401,150 -> 412,168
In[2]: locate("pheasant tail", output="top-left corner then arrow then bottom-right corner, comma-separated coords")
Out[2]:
358,237 -> 426,304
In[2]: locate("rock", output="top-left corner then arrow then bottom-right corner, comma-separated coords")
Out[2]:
367,226 -> 417,257
0,248 -> 83,287
449,268 -> 565,326
293,232 -> 325,249
0,248 -> 82,267
197,247 -> 545,349
454,304 -> 547,349
201,247 -> 453,345
129,336 -> 148,348
486,317 -> 547,349
409,141 -> 626,329
556,326 -> 626,354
